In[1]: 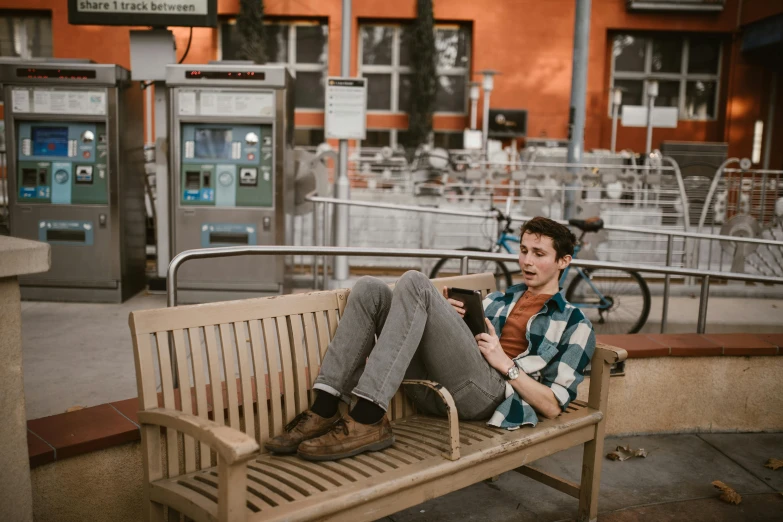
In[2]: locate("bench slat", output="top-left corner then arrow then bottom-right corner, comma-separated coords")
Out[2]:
262,318 -> 284,436
131,329 -> 165,485
233,322 -> 256,443
314,312 -> 330,362
218,323 -> 241,431
172,328 -> 197,473
248,462 -> 325,496
204,325 -> 225,428
187,327 -> 212,469
287,315 -> 309,414
275,317 -> 297,423
301,313 -> 321,404
155,332 -> 180,478
248,320 -> 269,449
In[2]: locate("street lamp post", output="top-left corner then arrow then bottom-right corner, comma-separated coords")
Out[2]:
469,81 -> 480,130
645,80 -> 658,157
478,70 -> 498,158
610,87 -> 622,153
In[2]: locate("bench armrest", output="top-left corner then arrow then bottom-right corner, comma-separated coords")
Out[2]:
594,343 -> 628,364
401,379 -> 461,461
138,408 -> 260,466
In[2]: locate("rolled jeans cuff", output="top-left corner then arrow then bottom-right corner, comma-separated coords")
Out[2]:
313,382 -> 352,405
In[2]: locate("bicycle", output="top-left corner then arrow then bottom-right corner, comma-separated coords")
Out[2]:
429,209 -> 652,334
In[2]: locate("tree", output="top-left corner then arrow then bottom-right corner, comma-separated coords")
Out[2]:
405,0 -> 437,153
237,0 -> 266,64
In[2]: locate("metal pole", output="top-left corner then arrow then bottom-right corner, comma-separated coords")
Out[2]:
322,201 -> 328,290
610,88 -> 621,153
565,0 -> 591,220
481,82 -> 493,156
762,75 -> 776,170
697,275 -> 710,334
312,200 -> 318,289
661,234 -> 673,333
154,82 -> 170,279
460,256 -> 470,275
469,82 -> 480,130
334,0 -> 352,285
645,81 -> 658,157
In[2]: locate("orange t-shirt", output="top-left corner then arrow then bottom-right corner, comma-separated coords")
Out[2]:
499,292 -> 553,359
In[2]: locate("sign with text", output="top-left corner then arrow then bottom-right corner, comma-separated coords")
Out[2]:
68,0 -> 217,27
325,77 -> 367,140
621,106 -> 679,128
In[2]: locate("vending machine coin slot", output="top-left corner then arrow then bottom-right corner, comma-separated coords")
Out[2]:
22,168 -> 37,187
239,168 -> 258,186
203,172 -> 212,188
186,171 -> 201,190
38,169 -> 48,185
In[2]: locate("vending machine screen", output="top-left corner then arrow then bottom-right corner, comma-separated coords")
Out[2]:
32,126 -> 69,156
194,128 -> 232,159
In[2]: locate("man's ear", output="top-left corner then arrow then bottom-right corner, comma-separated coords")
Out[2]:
557,255 -> 572,270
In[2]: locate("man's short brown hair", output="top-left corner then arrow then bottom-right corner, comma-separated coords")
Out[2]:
519,217 -> 576,260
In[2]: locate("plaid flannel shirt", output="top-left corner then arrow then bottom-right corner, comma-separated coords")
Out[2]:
483,283 -> 595,430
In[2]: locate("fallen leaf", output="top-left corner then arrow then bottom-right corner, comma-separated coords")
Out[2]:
65,405 -> 84,413
765,458 -> 783,471
606,445 -> 648,461
712,480 -> 742,505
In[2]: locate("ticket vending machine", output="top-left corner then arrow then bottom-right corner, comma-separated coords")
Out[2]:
1,61 -> 145,302
166,64 -> 295,302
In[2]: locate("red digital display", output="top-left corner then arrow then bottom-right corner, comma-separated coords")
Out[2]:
16,68 -> 96,80
186,70 -> 266,81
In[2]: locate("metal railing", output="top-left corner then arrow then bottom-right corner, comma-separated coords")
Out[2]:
167,245 -> 783,335
306,192 -> 783,278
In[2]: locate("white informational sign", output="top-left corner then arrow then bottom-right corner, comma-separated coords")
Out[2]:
621,105 -> 678,128
178,91 -> 197,115
76,0 -> 209,16
463,129 -> 483,150
196,91 -> 274,117
12,89 -> 107,115
325,77 -> 367,140
11,89 -> 30,113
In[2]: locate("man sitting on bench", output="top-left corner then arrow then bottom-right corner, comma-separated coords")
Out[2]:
266,216 -> 596,461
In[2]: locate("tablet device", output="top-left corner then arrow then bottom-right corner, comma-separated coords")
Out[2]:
447,287 -> 488,336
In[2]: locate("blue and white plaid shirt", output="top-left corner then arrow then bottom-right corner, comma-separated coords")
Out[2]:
483,283 -> 595,430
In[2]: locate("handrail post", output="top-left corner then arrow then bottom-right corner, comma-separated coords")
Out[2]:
661,234 -> 673,333
321,201 -> 328,290
460,256 -> 469,275
697,275 -> 710,334
312,200 -> 318,290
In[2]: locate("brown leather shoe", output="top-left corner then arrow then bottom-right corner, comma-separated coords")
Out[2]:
264,410 -> 340,454
297,414 -> 394,461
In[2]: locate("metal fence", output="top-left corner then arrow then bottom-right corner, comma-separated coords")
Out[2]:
167,245 -> 783,335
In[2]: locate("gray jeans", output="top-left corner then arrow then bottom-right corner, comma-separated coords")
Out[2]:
313,271 -> 506,420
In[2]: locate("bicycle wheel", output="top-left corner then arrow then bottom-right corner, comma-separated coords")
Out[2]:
429,247 -> 513,292
565,268 -> 651,334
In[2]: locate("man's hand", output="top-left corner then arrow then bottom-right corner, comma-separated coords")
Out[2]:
442,286 -> 466,317
475,318 -> 513,373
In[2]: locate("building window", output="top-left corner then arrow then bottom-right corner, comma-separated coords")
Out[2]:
220,20 -> 328,110
0,13 -> 52,59
610,34 -> 721,120
359,23 -> 471,114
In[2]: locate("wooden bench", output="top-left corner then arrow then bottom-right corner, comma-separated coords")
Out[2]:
129,272 -> 626,522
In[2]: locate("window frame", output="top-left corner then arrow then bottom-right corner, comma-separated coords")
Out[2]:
609,34 -> 722,121
358,23 -> 471,116
218,19 -> 328,114
0,12 -> 53,60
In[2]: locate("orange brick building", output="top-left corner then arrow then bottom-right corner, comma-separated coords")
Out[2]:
2,0 -> 782,168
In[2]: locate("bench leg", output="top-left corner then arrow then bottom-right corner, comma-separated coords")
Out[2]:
147,501 -> 165,522
577,428 -> 605,522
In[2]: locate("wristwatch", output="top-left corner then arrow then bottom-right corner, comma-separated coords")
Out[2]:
503,364 -> 520,381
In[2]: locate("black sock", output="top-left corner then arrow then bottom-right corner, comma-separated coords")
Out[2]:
311,391 -> 339,418
349,398 -> 386,425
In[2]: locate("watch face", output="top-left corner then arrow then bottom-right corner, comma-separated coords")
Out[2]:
507,366 -> 520,380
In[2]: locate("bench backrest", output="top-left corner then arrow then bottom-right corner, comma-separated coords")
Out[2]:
129,272 -> 496,477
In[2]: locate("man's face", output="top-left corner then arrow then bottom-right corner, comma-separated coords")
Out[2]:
518,232 -> 571,292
